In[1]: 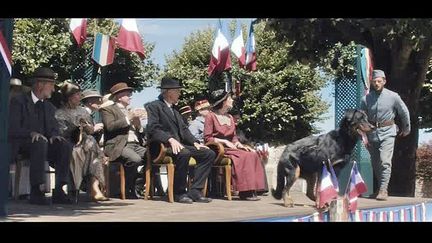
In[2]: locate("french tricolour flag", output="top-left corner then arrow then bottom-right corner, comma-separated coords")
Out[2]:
231,21 -> 245,68
245,21 -> 257,71
318,163 -> 338,208
69,18 -> 87,47
348,161 -> 368,212
92,33 -> 115,67
0,31 -> 12,76
208,19 -> 232,76
117,19 -> 145,59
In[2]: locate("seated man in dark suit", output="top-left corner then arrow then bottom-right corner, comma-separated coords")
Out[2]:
9,67 -> 72,205
146,77 -> 215,204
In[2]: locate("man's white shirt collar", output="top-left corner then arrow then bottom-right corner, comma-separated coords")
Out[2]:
31,91 -> 42,104
163,99 -> 173,108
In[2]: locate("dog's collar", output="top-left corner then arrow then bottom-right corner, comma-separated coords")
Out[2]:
331,158 -> 345,166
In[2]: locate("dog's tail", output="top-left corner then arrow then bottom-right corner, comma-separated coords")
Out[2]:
272,161 -> 288,200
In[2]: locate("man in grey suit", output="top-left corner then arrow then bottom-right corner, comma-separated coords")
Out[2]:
100,82 -> 148,199
360,69 -> 411,201
9,67 -> 72,205
146,77 -> 215,204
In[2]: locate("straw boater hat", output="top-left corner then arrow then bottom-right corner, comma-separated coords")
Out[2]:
179,105 -> 192,116
10,78 -> 22,86
194,99 -> 210,111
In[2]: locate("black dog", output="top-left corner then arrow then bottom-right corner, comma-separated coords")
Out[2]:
272,109 -> 374,207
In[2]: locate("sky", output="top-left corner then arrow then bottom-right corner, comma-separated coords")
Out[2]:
126,18 -> 432,144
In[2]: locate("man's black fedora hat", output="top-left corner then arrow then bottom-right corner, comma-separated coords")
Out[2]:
157,77 -> 183,89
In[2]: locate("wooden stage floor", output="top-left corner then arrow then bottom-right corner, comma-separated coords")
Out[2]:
2,191 -> 430,222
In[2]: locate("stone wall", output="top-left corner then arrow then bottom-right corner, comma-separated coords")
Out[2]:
265,145 -> 307,193
415,178 -> 432,198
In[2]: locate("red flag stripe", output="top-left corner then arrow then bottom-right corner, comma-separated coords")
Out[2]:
0,31 -> 12,75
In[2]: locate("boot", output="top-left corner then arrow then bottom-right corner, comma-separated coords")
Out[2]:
68,190 -> 79,204
29,185 -> 50,205
376,190 -> 388,201
52,188 -> 73,204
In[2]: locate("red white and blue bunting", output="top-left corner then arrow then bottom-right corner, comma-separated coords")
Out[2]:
290,203 -> 429,222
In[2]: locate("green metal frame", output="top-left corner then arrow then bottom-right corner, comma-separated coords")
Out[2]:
334,45 -> 373,196
71,42 -> 104,122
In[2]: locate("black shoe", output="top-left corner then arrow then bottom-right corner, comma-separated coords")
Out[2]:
239,191 -> 261,201
126,190 -> 140,199
174,194 -> 193,204
188,189 -> 212,203
29,190 -> 50,205
155,188 -> 167,197
134,178 -> 146,198
52,188 -> 73,204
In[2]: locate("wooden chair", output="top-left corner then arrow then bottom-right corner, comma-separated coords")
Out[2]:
144,141 -> 175,202
144,142 -> 206,203
204,142 -> 232,200
104,160 -> 126,200
12,155 -> 54,200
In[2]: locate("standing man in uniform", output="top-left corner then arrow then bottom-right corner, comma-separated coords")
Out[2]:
360,69 -> 411,201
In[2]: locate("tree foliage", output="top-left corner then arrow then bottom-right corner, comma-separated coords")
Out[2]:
12,18 -> 159,92
163,21 -> 329,144
266,18 -> 432,196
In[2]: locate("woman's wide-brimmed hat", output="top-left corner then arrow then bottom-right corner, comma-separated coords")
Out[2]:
210,89 -> 231,108
60,81 -> 81,98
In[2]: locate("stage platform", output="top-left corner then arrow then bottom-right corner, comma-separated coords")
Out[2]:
2,191 -> 431,222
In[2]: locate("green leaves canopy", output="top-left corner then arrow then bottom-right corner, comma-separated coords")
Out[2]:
163,21 -> 328,144
12,18 -> 159,93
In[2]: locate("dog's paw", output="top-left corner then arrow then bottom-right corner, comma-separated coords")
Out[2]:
271,189 -> 282,200
283,195 -> 294,208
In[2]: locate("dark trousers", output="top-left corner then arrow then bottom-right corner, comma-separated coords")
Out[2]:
172,145 -> 215,195
120,143 -> 146,192
12,138 -> 72,188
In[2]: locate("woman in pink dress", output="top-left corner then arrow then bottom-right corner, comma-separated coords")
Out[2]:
204,90 -> 265,201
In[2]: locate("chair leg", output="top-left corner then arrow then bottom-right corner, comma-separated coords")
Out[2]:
187,174 -> 191,191
119,164 -> 126,200
202,178 -> 208,197
167,164 -> 174,203
144,162 -> 151,200
225,165 -> 232,201
150,170 -> 155,199
104,163 -> 110,198
14,161 -> 22,200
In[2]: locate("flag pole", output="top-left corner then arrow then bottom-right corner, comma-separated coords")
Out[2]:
226,70 -> 233,93
344,161 -> 356,196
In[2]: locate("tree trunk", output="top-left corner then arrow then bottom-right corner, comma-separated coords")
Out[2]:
390,127 -> 418,196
